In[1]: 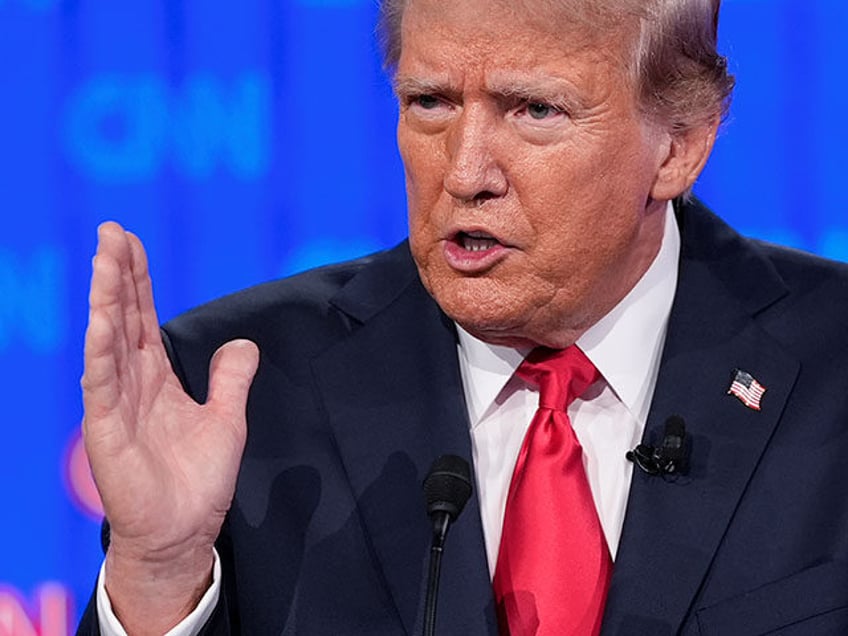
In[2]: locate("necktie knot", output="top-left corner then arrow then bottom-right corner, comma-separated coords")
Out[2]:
516,346 -> 599,411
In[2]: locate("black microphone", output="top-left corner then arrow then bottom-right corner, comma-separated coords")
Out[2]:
422,454 -> 472,636
626,415 -> 687,475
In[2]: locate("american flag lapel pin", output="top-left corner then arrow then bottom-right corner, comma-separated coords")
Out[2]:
727,369 -> 766,411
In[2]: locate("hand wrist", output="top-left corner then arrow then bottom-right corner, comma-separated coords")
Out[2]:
104,544 -> 215,636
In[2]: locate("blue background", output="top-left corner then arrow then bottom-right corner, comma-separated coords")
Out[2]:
0,0 -> 845,631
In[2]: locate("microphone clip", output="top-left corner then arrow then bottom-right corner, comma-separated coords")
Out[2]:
626,415 -> 688,476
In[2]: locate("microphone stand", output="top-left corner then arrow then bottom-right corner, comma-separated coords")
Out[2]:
423,513 -> 450,636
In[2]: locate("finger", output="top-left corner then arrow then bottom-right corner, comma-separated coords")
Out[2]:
206,339 -> 260,430
81,308 -> 121,417
89,224 -> 126,313
82,312 -> 132,454
90,223 -> 134,371
115,228 -> 143,354
126,231 -> 163,348
88,250 -> 128,385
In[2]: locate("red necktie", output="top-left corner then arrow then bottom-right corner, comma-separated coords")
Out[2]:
493,346 -> 612,636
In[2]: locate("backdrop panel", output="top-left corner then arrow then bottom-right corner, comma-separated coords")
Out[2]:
0,1 -> 844,632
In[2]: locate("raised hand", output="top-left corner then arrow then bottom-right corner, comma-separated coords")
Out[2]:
81,222 -> 259,634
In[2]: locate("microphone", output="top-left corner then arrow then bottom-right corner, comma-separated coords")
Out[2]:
626,415 -> 687,475
422,454 -> 472,636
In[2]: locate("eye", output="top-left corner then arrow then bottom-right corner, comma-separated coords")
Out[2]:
413,94 -> 441,109
526,102 -> 561,120
509,97 -> 569,139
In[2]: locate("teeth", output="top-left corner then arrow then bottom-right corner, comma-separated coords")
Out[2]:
461,235 -> 498,252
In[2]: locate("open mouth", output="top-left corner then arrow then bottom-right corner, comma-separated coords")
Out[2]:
456,230 -> 501,252
443,229 -> 510,272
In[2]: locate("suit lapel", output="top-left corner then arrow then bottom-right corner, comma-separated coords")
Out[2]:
310,244 -> 497,635
602,201 -> 800,635
306,201 -> 797,635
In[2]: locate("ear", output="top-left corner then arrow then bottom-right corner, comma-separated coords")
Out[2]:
650,118 -> 719,201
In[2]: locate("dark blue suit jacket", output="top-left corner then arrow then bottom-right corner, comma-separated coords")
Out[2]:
78,199 -> 848,634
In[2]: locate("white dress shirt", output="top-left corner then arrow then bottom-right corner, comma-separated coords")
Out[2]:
98,202 -> 680,635
460,202 -> 680,572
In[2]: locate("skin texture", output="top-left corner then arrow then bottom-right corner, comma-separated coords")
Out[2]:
398,0 -> 717,349
81,0 -> 718,632
82,223 -> 259,634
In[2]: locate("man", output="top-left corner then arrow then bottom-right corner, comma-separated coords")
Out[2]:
78,0 -> 848,634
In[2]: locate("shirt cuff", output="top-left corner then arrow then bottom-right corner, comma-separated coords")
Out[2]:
96,549 -> 222,636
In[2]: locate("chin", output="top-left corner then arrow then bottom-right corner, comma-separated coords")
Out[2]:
422,275 -> 546,347
425,267 -> 604,349
428,274 -> 507,318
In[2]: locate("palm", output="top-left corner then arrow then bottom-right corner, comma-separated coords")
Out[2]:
82,222 -> 258,562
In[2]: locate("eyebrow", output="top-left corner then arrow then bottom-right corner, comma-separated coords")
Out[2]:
392,73 -> 584,110
392,76 -> 452,97
485,74 -> 579,107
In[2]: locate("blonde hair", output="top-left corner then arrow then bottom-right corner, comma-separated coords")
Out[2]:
377,0 -> 734,133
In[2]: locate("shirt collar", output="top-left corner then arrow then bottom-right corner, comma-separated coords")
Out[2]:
457,201 -> 680,426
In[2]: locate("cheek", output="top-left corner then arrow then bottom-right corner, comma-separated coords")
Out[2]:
513,150 -> 653,283
525,132 -> 656,228
398,125 -> 445,194
513,138 -> 602,198
399,128 -> 449,249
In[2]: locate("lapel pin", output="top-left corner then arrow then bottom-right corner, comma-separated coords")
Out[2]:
727,369 -> 766,411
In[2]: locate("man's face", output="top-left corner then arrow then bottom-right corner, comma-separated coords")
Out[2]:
396,0 -> 675,348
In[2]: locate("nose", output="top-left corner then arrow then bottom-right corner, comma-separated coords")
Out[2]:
443,105 -> 508,203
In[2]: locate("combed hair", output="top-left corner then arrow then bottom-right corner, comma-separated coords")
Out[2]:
376,0 -> 734,133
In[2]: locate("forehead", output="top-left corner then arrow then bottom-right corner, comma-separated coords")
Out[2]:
398,0 -> 636,80
395,0 -> 632,103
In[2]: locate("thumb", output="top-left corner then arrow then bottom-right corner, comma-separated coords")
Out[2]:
206,339 -> 260,421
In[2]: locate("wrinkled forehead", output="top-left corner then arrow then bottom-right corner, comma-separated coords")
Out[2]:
399,0 -> 644,65
399,0 -> 643,75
